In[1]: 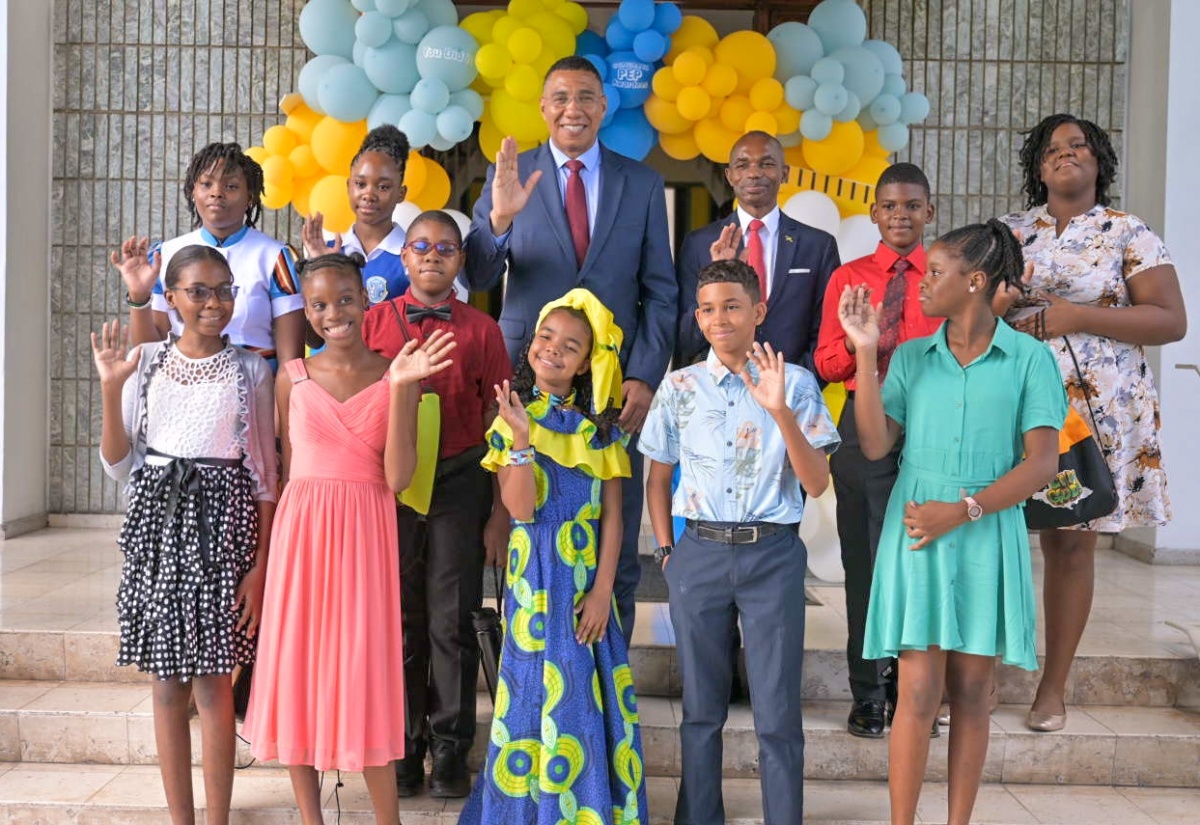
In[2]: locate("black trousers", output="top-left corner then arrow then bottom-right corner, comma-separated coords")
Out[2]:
396,448 -> 492,759
829,395 -> 901,703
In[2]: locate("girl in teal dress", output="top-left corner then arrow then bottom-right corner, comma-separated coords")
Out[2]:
460,289 -> 647,825
837,220 -> 1066,825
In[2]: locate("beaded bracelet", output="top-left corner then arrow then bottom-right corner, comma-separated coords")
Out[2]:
509,446 -> 536,466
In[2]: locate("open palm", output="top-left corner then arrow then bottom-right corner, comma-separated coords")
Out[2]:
493,379 -> 530,440
91,319 -> 141,386
388,328 -> 456,386
837,285 -> 881,351
110,236 -> 161,301
741,342 -> 787,413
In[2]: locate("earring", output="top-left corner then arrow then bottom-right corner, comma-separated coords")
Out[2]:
969,286 -> 977,293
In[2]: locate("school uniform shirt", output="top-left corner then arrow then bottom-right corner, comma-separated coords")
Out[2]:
814,242 -> 941,389
336,223 -> 410,306
150,226 -> 304,353
361,290 -> 512,460
639,349 -> 840,524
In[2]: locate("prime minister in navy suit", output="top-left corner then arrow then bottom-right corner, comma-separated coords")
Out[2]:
464,56 -> 678,644
676,131 -> 840,371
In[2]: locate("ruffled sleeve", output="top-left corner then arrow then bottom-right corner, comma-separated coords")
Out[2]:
481,398 -> 631,480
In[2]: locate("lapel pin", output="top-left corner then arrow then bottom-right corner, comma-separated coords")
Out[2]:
785,235 -> 794,244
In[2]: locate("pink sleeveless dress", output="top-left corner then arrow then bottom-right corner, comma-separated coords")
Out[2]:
244,359 -> 405,771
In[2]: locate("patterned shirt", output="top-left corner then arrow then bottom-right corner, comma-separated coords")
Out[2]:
639,348 -> 840,524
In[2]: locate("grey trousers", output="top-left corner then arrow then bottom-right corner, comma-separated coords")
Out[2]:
666,523 -> 807,825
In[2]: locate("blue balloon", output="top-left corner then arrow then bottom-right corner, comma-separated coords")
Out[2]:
768,22 -> 824,82
393,8 -> 430,44
374,0 -> 411,16
368,94 -> 413,129
862,39 -> 904,76
800,109 -> 833,141
784,75 -> 818,111
416,0 -> 458,29
857,108 -> 879,133
834,90 -> 862,122
808,0 -> 868,54
410,76 -> 450,114
633,30 -> 667,63
353,39 -> 369,66
576,31 -> 609,59
877,122 -> 910,152
448,88 -> 484,121
299,55 -> 349,115
583,54 -> 609,81
599,109 -> 657,160
881,73 -> 907,98
653,3 -> 683,35
362,39 -> 420,94
811,56 -> 845,86
606,51 -> 653,109
416,25 -> 478,92
832,46 -> 885,108
398,108 -> 438,148
899,91 -> 930,124
605,18 -> 635,51
352,0 -> 377,11
318,63 -> 381,122
601,83 -> 620,126
428,134 -> 456,152
813,83 -> 848,117
869,94 -> 901,126
617,0 -> 655,33
298,0 -> 358,59
356,11 -> 395,49
437,105 -> 475,144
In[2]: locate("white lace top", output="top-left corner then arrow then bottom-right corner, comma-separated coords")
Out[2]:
146,346 -> 242,459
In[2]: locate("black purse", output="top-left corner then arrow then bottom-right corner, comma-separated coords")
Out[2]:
471,565 -> 504,706
1024,338 -> 1118,530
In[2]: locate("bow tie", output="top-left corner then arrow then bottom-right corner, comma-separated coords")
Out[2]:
405,303 -> 452,323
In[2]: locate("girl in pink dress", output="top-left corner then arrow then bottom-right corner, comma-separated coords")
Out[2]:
244,252 -> 455,824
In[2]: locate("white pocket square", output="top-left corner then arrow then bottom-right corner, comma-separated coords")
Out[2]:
788,268 -> 811,274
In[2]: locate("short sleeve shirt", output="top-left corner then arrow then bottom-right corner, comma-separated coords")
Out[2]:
338,223 -> 410,306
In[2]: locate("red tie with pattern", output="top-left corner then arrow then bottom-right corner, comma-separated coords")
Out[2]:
565,159 -> 589,268
745,218 -> 767,302
876,258 -> 909,377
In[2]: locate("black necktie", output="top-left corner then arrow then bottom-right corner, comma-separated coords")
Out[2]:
405,304 -> 452,323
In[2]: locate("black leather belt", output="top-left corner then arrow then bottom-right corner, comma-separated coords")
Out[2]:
686,520 -> 786,544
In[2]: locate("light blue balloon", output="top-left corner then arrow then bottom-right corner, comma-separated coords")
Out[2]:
428,134 -> 456,152
437,105 -> 475,143
448,88 -> 484,121
417,0 -> 458,29
368,94 -> 413,129
599,109 -> 657,161
882,73 -> 907,98
811,56 -> 845,86
299,55 -> 349,115
576,31 -> 609,58
862,39 -> 903,76
393,8 -> 430,44
768,22 -> 824,82
633,29 -> 667,63
832,46 -> 885,108
857,108 -> 879,133
869,93 -> 901,126
353,39 -> 369,66
617,0 -> 655,33
605,17 -> 635,51
606,51 -> 653,109
399,108 -> 438,148
878,122 -> 910,152
352,0 -> 376,11
356,11 -> 395,49
416,25 -> 478,92
654,3 -> 683,35
813,83 -> 848,117
899,91 -> 931,124
363,39 -> 420,94
601,83 -> 620,126
784,75 -> 818,111
835,90 -> 862,122
298,0 -> 358,59
778,129 -> 803,148
375,0 -> 412,16
318,63 -> 381,122
800,109 -> 833,141
410,76 -> 450,114
584,54 -> 609,80
808,0 -> 868,54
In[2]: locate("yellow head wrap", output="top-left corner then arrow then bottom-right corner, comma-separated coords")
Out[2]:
534,288 -> 624,413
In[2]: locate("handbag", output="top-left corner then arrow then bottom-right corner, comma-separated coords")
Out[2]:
471,565 -> 504,706
1024,338 -> 1118,529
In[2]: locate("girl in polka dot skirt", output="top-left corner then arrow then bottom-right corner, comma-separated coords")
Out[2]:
94,245 -> 278,825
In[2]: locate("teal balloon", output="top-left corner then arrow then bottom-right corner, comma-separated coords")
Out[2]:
633,30 -> 667,63
878,122 -> 910,152
835,90 -> 862,123
784,75 -> 818,111
399,108 -> 438,148
368,94 -> 412,129
811,56 -> 844,86
832,46 -> 884,108
436,105 -> 475,144
899,92 -> 931,124
857,108 -> 879,132
599,109 -> 656,161
352,0 -> 376,11
654,3 -> 683,35
813,83 -> 848,117
353,39 -> 368,66
416,25 -> 478,92
299,55 -> 349,114
428,134 -> 456,152
862,39 -> 903,76
768,22 -> 824,81
363,39 -> 419,94
393,8 -> 430,44
808,0 -> 867,54
882,73 -> 907,98
869,94 -> 901,126
778,129 -> 802,148
617,0 -> 655,33
800,109 -> 833,141
411,76 -> 450,114
417,0 -> 459,29
356,11 -> 395,49
576,30 -> 609,58
318,63 -> 381,122
375,0 -> 412,16
449,88 -> 484,121
299,0 -> 358,59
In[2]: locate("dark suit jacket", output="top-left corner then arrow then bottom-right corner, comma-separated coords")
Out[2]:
464,143 -> 678,388
675,212 -> 840,374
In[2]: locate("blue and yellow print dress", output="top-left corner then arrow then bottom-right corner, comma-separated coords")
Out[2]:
460,393 -> 648,825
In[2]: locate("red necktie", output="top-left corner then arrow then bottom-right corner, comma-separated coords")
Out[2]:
565,159 -> 589,268
746,218 -> 767,302
877,258 -> 909,377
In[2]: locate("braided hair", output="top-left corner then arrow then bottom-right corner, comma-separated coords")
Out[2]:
511,307 -> 622,441
1018,113 -> 1118,208
936,219 -> 1024,299
184,142 -> 264,229
296,251 -> 367,287
352,125 -> 410,176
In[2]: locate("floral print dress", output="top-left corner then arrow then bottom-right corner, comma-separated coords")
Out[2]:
1000,204 -> 1173,531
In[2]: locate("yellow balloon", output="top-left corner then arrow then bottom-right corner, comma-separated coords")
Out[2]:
652,66 -> 683,103
245,145 -> 269,167
505,63 -> 542,103
749,78 -> 784,112
701,63 -> 738,99
288,144 -> 321,179
404,151 -> 428,198
784,143 -> 808,171
676,86 -> 712,122
863,129 -> 892,159
694,116 -> 741,164
460,11 -> 499,45
665,16 -> 718,63
479,114 -> 504,163
659,129 -> 700,161
507,0 -> 541,19
527,11 -> 576,59
802,120 -> 866,177
476,43 -> 513,80
719,95 -> 754,133
261,155 -> 294,186
262,124 -> 298,157
714,31 -> 775,94
555,2 -> 589,36
843,154 -> 891,188
773,104 -> 801,135
310,117 -> 367,176
292,175 -> 318,218
507,27 -> 543,64
645,95 -> 693,135
262,178 -> 293,211
776,180 -> 802,206
744,110 -> 778,135
489,90 -> 549,143
308,175 -> 356,233
672,49 -> 709,87
411,159 -> 451,210
284,103 -> 322,142
491,15 -> 523,48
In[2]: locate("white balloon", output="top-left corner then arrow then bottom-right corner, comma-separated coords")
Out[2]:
836,214 -> 880,263
800,483 -> 843,583
782,190 -> 841,237
393,200 -> 424,228
442,208 -> 471,240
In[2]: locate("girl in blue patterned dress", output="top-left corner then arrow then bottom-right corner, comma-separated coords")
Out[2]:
460,289 -> 647,825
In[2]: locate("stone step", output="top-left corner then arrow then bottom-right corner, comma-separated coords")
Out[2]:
4,681 -> 1200,788
5,628 -> 1198,709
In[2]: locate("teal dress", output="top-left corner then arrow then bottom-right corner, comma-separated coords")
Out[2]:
863,320 -> 1067,670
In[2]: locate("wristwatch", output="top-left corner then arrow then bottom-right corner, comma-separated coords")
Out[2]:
963,496 -> 984,522
654,544 -> 673,565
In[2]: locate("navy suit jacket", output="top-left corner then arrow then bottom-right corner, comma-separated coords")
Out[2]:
464,143 -> 678,389
675,212 -> 840,374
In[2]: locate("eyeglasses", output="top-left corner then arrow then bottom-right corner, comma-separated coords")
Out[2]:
1041,140 -> 1090,161
169,284 -> 239,303
543,92 -> 603,110
405,240 -> 462,257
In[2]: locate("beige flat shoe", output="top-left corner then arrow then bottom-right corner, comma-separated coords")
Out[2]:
1025,709 -> 1067,732
936,685 -> 998,727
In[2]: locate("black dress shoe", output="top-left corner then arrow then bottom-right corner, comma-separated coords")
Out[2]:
394,754 -> 424,798
429,752 -> 470,798
848,699 -> 887,738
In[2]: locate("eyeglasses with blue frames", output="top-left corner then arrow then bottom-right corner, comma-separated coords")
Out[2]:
169,284 -> 240,303
405,239 -> 462,257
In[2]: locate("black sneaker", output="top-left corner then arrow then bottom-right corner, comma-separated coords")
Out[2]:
429,752 -> 470,799
848,699 -> 887,739
394,754 -> 424,798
